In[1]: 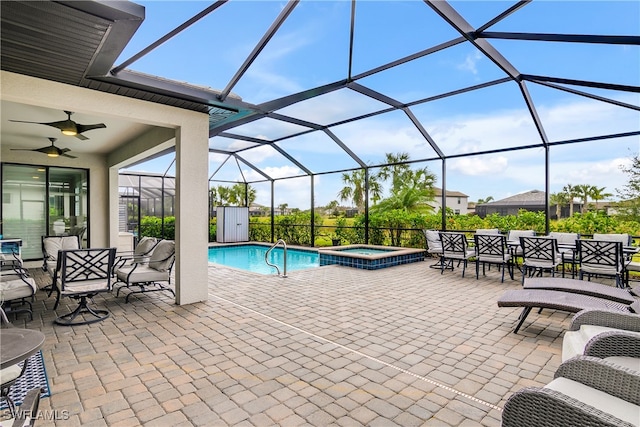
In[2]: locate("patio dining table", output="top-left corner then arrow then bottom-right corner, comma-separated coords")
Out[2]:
0,328 -> 45,370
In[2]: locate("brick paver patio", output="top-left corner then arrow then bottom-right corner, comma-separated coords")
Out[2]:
2,259 -> 577,426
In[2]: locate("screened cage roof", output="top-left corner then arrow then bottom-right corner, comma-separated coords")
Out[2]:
2,1 -> 639,207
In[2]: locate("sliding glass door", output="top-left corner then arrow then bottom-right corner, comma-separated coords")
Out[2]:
1,163 -> 88,260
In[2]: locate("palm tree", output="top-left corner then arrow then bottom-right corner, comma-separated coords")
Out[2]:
377,152 -> 411,193
589,186 -> 612,211
230,183 -> 256,206
337,168 -> 381,211
563,184 -> 578,216
477,196 -> 494,205
575,184 -> 593,214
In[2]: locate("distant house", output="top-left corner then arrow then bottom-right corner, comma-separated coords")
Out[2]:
476,189 -> 582,218
430,187 -> 469,215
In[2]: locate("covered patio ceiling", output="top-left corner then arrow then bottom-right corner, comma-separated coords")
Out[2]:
1,0 -> 639,203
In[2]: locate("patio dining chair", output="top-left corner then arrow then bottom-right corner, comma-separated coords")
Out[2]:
422,229 -> 445,269
520,236 -> 562,284
439,232 -> 475,277
41,235 -> 81,301
506,229 -> 535,257
474,233 -> 513,282
577,239 -> 626,288
53,247 -> 116,325
548,232 -> 580,278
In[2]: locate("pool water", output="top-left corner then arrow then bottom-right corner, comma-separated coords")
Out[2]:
208,245 -> 319,274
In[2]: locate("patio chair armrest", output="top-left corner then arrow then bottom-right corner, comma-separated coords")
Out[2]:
583,330 -> 640,360
11,387 -> 43,427
569,309 -> 640,332
502,386 -> 633,427
555,356 -> 640,405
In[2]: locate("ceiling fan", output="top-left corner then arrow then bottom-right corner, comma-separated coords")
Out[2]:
11,137 -> 77,158
10,110 -> 106,140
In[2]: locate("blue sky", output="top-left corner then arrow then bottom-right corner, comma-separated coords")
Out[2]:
121,1 -> 640,209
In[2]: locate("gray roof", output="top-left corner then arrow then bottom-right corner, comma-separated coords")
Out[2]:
481,190 -> 546,207
433,187 -> 468,198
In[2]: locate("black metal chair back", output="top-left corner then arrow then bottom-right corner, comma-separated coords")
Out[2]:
519,237 -> 560,283
54,247 -> 116,325
474,234 -> 513,282
439,232 -> 474,277
577,239 -> 624,288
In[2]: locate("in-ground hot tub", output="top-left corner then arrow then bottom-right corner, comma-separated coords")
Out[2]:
318,244 -> 426,270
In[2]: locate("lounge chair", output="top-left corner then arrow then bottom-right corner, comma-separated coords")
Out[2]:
523,277 -> 637,305
113,236 -> 158,272
497,288 -> 639,333
502,356 -> 640,427
113,240 -> 175,302
0,265 -> 37,321
562,308 -> 640,363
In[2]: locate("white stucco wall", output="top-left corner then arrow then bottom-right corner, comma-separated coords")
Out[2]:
1,71 -> 209,305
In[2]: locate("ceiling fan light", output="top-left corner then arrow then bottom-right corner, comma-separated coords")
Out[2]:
61,129 -> 77,136
47,153 -> 59,158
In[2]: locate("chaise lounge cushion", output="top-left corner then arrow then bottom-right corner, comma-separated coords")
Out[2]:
545,377 -> 639,426
562,325 -> 640,362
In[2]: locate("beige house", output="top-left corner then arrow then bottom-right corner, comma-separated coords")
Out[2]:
429,187 -> 469,215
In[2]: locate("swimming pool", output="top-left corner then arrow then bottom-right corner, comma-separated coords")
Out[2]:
208,244 -> 319,274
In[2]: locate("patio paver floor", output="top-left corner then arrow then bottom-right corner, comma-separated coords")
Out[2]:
2,259 -> 582,426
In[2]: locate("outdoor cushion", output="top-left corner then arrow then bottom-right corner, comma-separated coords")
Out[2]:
148,240 -> 175,272
0,275 -> 36,300
0,364 -> 22,386
562,325 -> 640,361
116,265 -> 168,283
605,357 -> 640,372
545,377 -> 639,426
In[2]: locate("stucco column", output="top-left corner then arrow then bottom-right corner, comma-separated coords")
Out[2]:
174,122 -> 209,304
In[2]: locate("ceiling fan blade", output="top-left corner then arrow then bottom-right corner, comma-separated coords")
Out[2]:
9,119 -> 44,124
74,133 -> 89,141
10,148 -> 36,151
76,123 -> 106,133
62,153 -> 77,159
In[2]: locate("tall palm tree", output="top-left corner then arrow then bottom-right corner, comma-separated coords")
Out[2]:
337,168 -> 381,211
575,184 -> 593,214
589,186 -> 612,211
477,196 -> 494,204
377,152 -> 411,192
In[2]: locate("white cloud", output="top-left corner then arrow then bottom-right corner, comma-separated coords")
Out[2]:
449,156 -> 509,176
457,51 -> 482,75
